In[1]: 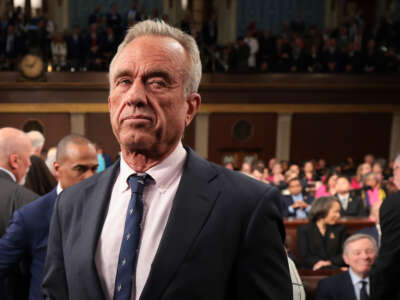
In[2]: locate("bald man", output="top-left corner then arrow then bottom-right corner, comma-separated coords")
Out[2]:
0,134 -> 98,300
0,127 -> 39,300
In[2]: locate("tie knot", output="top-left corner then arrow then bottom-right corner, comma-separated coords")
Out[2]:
361,280 -> 368,287
128,174 -> 149,194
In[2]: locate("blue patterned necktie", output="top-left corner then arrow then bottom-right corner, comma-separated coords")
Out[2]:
360,280 -> 369,300
114,174 -> 149,300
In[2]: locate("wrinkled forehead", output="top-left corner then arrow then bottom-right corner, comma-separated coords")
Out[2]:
110,35 -> 189,82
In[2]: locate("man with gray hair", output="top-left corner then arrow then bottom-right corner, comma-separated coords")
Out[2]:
43,20 -> 292,300
0,127 -> 38,299
26,131 -> 45,157
316,234 -> 378,300
25,130 -> 57,195
370,154 -> 400,299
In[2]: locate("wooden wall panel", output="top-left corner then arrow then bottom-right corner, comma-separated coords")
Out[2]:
0,113 -> 70,152
290,113 -> 392,165
85,113 -> 120,161
208,113 -> 277,168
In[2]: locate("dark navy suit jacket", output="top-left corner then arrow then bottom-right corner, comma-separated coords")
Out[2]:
316,271 -> 357,300
43,148 -> 292,300
0,188 -> 57,300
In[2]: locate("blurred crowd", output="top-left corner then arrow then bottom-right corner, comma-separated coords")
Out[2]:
1,3 -> 400,73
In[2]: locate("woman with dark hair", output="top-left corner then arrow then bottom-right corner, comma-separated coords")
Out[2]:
24,155 -> 57,195
315,169 -> 340,198
297,196 -> 347,270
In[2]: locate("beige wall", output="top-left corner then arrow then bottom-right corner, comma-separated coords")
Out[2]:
216,0 -> 236,45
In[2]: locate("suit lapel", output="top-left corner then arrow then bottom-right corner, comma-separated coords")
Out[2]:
140,149 -> 220,300
341,271 -> 357,300
80,162 -> 120,298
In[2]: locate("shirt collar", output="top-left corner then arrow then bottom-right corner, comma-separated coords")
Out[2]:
119,142 -> 187,192
56,182 -> 63,195
0,167 -> 16,182
349,267 -> 369,286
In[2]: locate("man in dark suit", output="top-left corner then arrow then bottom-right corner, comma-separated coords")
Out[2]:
335,176 -> 368,217
316,233 -> 378,300
357,201 -> 381,247
0,127 -> 39,300
281,177 -> 314,218
43,20 -> 292,300
370,155 -> 400,299
0,134 -> 98,300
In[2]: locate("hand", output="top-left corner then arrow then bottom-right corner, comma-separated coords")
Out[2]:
292,201 -> 309,209
312,260 -> 332,271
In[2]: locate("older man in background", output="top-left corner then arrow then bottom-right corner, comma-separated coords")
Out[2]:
0,134 -> 98,300
0,127 -> 38,300
25,131 -> 57,195
316,234 -> 378,300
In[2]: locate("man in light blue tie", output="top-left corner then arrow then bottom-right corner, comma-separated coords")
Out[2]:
281,178 -> 314,218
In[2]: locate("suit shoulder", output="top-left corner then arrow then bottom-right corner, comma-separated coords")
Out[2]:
318,271 -> 348,289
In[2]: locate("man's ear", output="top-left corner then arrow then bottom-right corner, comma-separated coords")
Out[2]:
185,92 -> 201,127
53,162 -> 61,181
342,253 -> 349,266
8,154 -> 18,170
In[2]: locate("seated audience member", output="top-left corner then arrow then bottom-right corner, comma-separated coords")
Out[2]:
25,131 -> 57,196
353,163 -> 373,193
289,164 -> 301,178
335,176 -> 368,217
372,161 -> 384,182
351,164 -> 365,190
251,165 -> 265,182
301,160 -> 319,183
364,154 -> 375,166
297,196 -> 347,270
282,178 -> 314,218
0,134 -> 98,300
268,162 -> 286,190
316,234 -> 377,300
315,170 -> 339,198
240,161 -> 251,175
361,172 -> 386,208
357,201 -> 382,247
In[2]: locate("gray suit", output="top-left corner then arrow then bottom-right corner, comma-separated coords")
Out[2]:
43,148 -> 292,300
0,169 -> 38,236
0,169 -> 38,300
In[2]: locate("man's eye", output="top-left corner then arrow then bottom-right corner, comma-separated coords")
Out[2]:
148,80 -> 166,89
117,79 -> 131,86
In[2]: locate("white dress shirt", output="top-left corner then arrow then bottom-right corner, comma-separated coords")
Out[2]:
95,142 -> 187,300
349,268 -> 370,300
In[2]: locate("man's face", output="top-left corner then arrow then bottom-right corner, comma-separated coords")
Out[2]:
108,35 -> 199,159
54,143 -> 98,190
288,180 -> 302,196
343,238 -> 377,278
336,177 -> 350,194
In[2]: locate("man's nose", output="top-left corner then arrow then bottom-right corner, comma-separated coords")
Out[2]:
125,78 -> 147,107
